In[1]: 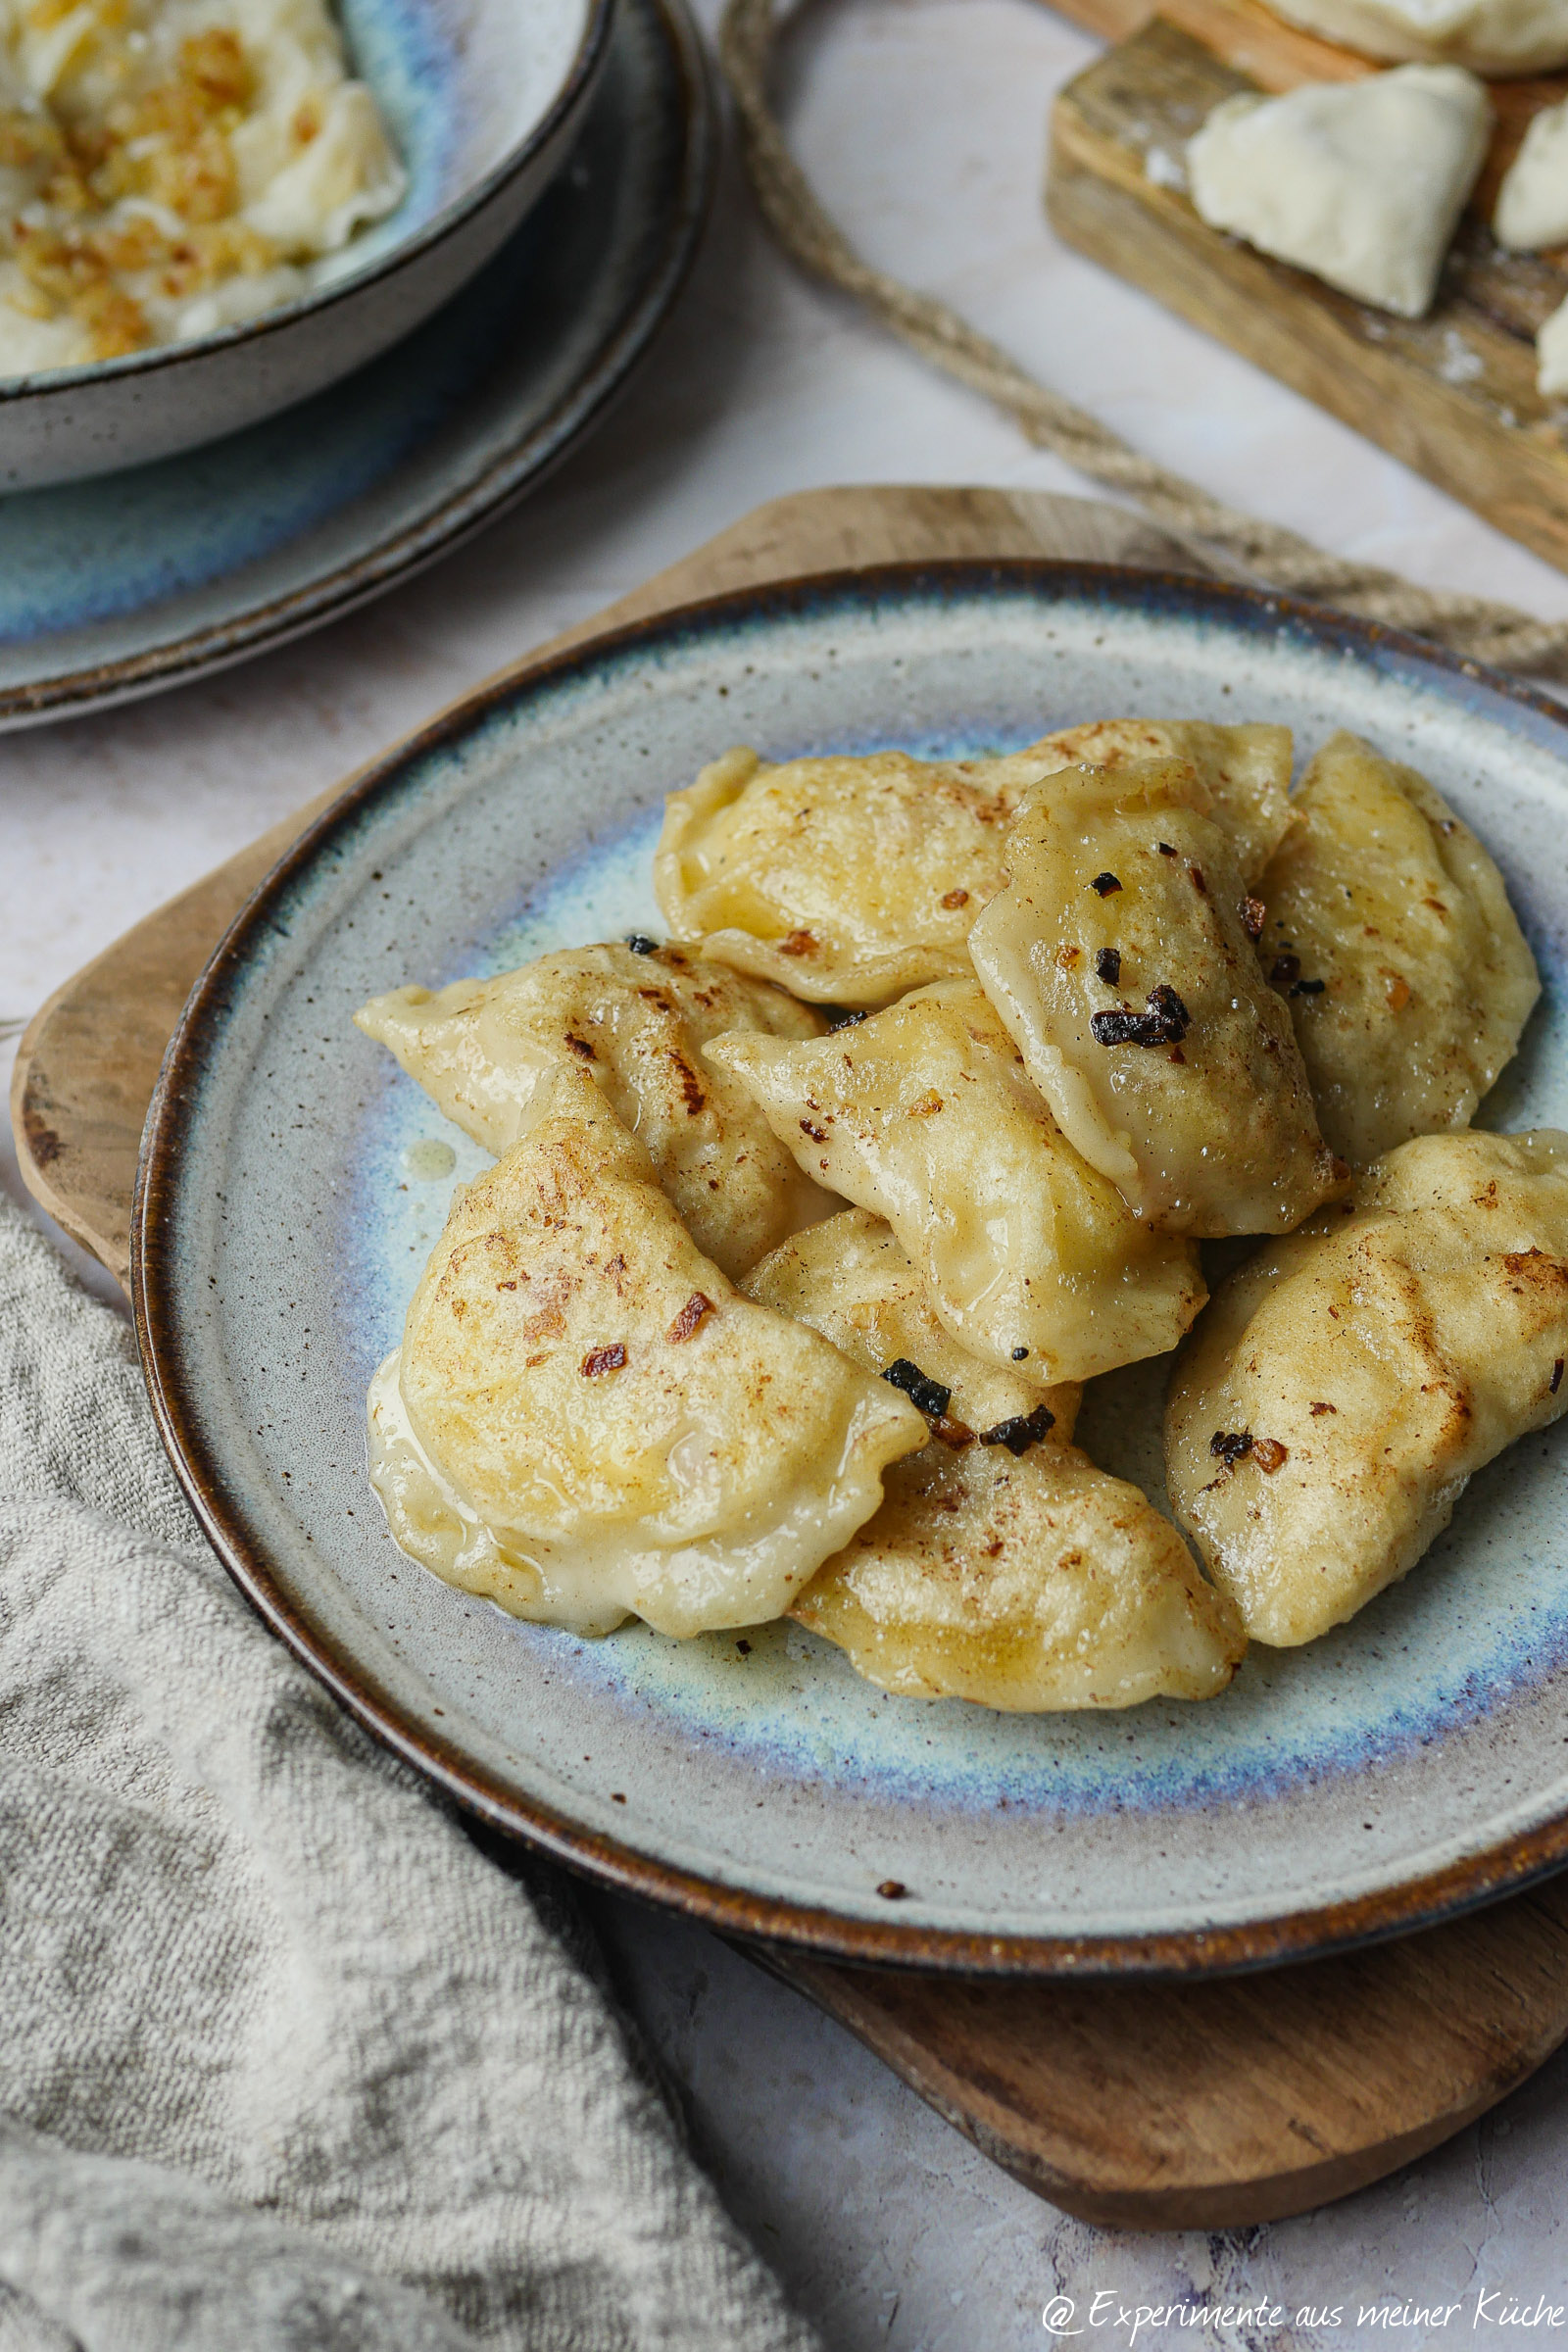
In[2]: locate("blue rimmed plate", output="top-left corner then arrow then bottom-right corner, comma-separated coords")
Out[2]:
0,0 -> 711,727
134,563 -> 1568,1975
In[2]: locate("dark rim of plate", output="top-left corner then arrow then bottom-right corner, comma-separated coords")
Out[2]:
0,0 -> 716,728
134,558 -> 1568,1980
0,0 -> 617,404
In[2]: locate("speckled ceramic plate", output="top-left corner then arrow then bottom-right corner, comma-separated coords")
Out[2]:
135,564 -> 1568,1976
0,0 -> 711,728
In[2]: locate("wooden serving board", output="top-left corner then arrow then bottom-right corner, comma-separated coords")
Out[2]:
1046,8 -> 1568,575
15,483 -> 1568,2230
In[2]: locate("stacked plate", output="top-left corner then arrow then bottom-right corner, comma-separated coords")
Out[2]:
0,0 -> 714,727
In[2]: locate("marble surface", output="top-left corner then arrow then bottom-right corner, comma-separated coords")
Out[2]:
6,0 -> 1568,2339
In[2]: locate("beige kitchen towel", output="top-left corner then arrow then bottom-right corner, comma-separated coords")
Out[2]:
0,1194 -> 817,2352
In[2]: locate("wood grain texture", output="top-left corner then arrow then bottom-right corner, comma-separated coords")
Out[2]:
13,479 -> 1568,2230
1048,0 -> 1372,88
1047,18 -> 1568,575
765,1874 -> 1568,2227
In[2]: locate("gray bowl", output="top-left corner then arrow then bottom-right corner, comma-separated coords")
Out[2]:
0,0 -> 613,491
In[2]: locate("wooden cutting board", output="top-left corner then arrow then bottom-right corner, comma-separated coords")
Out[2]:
1046,6 -> 1568,575
14,483 -> 1568,2230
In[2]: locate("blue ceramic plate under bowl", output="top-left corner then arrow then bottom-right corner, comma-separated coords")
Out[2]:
0,0 -> 711,729
135,564 -> 1568,1976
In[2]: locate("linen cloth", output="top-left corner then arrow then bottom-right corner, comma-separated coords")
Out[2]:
0,1194 -> 817,2352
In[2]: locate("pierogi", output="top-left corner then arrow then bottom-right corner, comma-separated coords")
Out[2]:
1255,733 -> 1540,1166
357,942 -> 830,1280
365,697 -> 1549,1714
1165,1130 -> 1568,1646
652,722 -> 1291,1007
706,978 -> 1205,1383
1023,719 -> 1295,885
793,1441 -> 1247,1709
368,1081 -> 926,1640
747,1206 -> 1241,1708
653,742 -> 1060,1004
969,757 -> 1344,1235
743,1206 -> 1082,1440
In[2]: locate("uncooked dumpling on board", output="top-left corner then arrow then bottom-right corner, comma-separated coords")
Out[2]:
706,978 -> 1206,1384
968,758 -> 1343,1236
368,1077 -> 926,1640
355,940 -> 831,1280
1254,732 -> 1539,1167
1165,1130 -> 1568,1647
653,743 -> 1057,1005
1494,95 -> 1568,248
753,1208 -> 1244,1708
794,1441 -> 1247,1710
1255,0 -> 1568,74
1186,68 -> 1492,318
1023,719 -> 1295,885
1538,293 -> 1568,394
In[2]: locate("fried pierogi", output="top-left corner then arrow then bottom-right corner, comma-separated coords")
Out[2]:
706,978 -> 1205,1383
743,1206 -> 1081,1440
752,1208 -> 1243,1707
969,758 -> 1343,1235
794,1442 -> 1247,1710
1255,733 -> 1540,1166
1165,1130 -> 1568,1645
653,743 -> 1057,1004
368,1083 -> 926,1639
356,942 -> 830,1279
1023,719 -> 1295,885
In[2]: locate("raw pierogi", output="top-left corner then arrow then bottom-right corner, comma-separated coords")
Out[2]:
1165,1130 -> 1568,1645
1255,733 -> 1540,1166
356,942 -> 830,1279
969,757 -> 1343,1235
1023,719 -> 1295,885
706,978 -> 1205,1382
368,1080 -> 926,1639
653,743 -> 1058,1004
